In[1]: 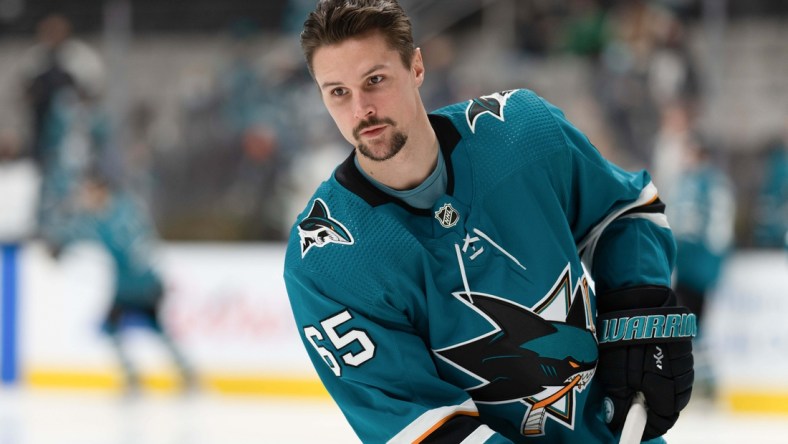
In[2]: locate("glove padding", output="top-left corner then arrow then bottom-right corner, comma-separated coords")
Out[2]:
596,286 -> 695,440
597,340 -> 694,439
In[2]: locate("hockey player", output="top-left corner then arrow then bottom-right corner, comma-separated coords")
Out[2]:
283,1 -> 694,442
49,169 -> 196,395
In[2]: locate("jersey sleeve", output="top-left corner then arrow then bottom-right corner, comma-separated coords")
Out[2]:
284,266 -> 513,444
537,97 -> 676,294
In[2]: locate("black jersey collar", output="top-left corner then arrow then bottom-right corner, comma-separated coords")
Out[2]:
335,114 -> 461,215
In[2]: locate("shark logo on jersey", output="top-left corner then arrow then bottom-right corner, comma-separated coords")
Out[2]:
465,90 -> 516,133
298,198 -> 354,258
435,266 -> 597,437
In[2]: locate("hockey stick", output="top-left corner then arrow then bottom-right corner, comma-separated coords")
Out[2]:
619,391 -> 647,444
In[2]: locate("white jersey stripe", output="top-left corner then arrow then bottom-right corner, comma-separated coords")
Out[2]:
577,182 -> 666,270
459,425 -> 497,443
618,212 -> 670,229
387,399 -> 479,444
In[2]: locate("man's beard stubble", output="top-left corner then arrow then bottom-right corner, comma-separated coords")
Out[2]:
353,116 -> 408,162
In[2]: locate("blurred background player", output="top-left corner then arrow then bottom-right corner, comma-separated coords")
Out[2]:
16,13 -> 110,250
47,168 -> 197,395
752,121 -> 788,249
667,135 -> 735,327
663,134 -> 735,398
18,13 -> 106,170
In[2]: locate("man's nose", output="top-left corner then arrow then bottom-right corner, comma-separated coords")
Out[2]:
353,94 -> 375,120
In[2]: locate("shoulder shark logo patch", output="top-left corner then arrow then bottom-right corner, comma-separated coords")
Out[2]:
298,198 -> 354,258
465,90 -> 516,133
435,266 -> 597,437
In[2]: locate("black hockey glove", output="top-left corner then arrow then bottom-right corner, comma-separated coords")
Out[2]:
595,286 -> 695,440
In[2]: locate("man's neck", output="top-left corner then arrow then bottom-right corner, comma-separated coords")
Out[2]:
355,114 -> 439,191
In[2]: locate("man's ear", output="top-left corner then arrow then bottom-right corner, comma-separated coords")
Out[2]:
412,48 -> 425,87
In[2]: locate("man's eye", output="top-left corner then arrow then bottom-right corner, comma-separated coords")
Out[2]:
331,88 -> 348,97
369,75 -> 383,85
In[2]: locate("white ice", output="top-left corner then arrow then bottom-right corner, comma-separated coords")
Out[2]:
1,389 -> 787,443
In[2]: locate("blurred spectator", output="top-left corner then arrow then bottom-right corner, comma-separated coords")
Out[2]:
216,20 -> 269,137
559,0 -> 611,61
595,0 -> 663,166
49,169 -> 197,395
18,13 -> 105,167
420,35 -> 461,111
215,27 -> 300,240
158,23 -> 305,240
0,129 -> 41,241
281,0 -> 316,36
515,0 -> 562,58
651,102 -> 695,201
125,100 -> 158,203
646,6 -> 701,114
16,14 -> 109,246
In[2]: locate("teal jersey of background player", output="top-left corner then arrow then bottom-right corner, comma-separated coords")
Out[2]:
284,89 -> 675,443
59,192 -> 163,306
93,193 -> 162,305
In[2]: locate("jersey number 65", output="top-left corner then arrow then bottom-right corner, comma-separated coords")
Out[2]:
303,310 -> 377,377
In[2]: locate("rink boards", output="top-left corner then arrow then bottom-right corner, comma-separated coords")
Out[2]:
1,242 -> 786,412
0,241 -> 327,398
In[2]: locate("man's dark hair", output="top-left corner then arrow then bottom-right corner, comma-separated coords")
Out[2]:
300,0 -> 415,77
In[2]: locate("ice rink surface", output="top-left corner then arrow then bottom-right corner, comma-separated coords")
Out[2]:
2,389 -> 788,444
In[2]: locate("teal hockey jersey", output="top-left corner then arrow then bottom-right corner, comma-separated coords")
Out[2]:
284,89 -> 675,443
56,191 -> 163,306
